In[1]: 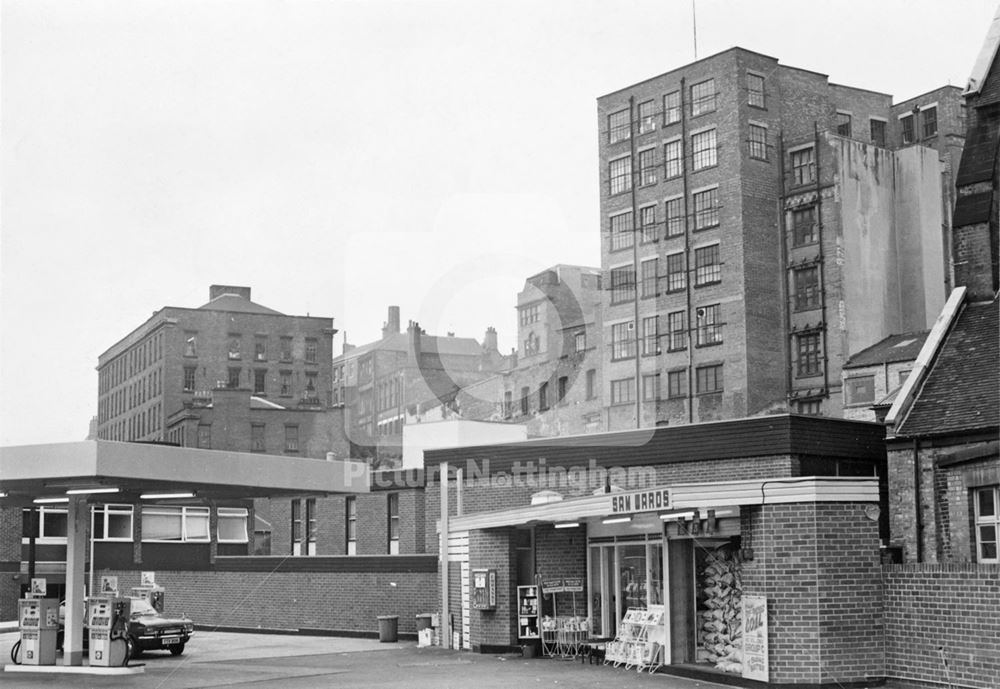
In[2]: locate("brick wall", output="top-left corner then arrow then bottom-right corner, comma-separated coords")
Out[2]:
534,524 -> 587,617
0,506 -> 20,620
468,529 -> 517,650
883,564 -> 1000,688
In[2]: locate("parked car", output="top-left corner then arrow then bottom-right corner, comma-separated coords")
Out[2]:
57,598 -> 194,657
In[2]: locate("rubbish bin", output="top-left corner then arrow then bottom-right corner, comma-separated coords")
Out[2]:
377,615 -> 399,643
415,614 -> 433,632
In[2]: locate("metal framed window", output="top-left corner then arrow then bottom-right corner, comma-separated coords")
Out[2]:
218,507 -> 249,543
796,333 -> 822,377
609,155 -> 632,195
665,197 -> 684,237
141,505 -> 210,542
748,124 -> 768,160
665,253 -> 686,292
638,100 -> 657,133
611,322 -> 636,360
794,266 -> 821,310
346,497 -> 357,555
901,114 -> 915,144
690,79 -> 716,116
639,148 -> 658,185
695,364 -> 723,394
664,139 -> 683,178
791,147 -> 815,185
640,258 -> 658,298
974,486 -> 999,563
747,72 -> 766,108
695,304 -> 722,346
792,206 -> 818,246
640,205 -> 657,243
642,373 -> 661,401
608,108 -> 631,143
610,378 -> 635,405
694,244 -> 721,285
610,265 -> 636,304
870,119 -> 887,147
922,106 -> 938,137
642,315 -> 659,355
835,112 -> 852,137
92,504 -> 133,542
667,369 -> 687,398
691,129 -> 717,170
663,91 -> 681,125
610,211 -> 634,252
692,187 -> 719,229
667,311 -> 687,351
388,493 -> 400,554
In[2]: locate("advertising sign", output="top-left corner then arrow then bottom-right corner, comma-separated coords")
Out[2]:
471,569 -> 496,610
30,578 -> 47,596
99,575 -> 119,594
140,571 -> 156,586
609,488 -> 670,514
542,578 -> 564,594
741,595 -> 769,681
563,577 -> 583,593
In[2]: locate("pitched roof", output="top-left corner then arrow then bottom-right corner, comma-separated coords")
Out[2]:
198,293 -> 285,316
335,332 -> 484,360
896,297 -> 1000,437
844,332 -> 930,368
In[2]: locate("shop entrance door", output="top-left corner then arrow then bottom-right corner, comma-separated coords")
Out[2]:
588,540 -> 663,638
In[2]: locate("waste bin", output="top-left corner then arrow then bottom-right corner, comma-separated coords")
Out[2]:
415,614 -> 434,632
377,615 -> 399,643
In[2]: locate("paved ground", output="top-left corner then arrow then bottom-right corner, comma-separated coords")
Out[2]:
0,629 -> 732,689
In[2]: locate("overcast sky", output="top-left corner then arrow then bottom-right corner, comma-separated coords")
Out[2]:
2,0 -> 996,446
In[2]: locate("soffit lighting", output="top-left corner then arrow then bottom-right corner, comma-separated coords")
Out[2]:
34,497 -> 70,504
65,487 -> 120,496
554,522 -> 581,529
602,515 -> 633,525
659,510 -> 695,521
140,492 -> 195,500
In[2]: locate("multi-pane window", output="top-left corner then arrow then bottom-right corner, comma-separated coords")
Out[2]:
974,486 -> 999,563
284,424 -> 299,452
280,336 -> 293,361
346,497 -> 357,555
539,381 -> 549,410
218,507 -> 249,543
254,369 -> 266,395
586,369 -> 597,399
611,322 -> 636,360
503,390 -> 513,418
520,304 -> 540,325
664,139 -> 682,179
251,423 -> 265,452
610,378 -> 635,405
835,112 -> 852,137
639,148 -> 658,185
228,335 -> 242,360
796,333 -> 822,377
797,399 -> 822,415
638,100 -> 656,133
609,155 -> 632,195
184,332 -> 197,357
696,364 -> 723,393
922,106 -> 938,137
667,369 -> 687,398
305,499 -> 317,555
291,500 -> 302,554
694,244 -> 721,285
610,211 -> 633,251
642,315 -> 659,355
388,493 -> 400,554
748,124 -> 768,160
693,187 -> 719,229
523,332 -> 539,356
520,386 -> 530,415
791,147 -> 815,185
667,311 -> 687,351
663,91 -> 681,125
691,129 -> 717,170
558,376 -> 568,403
870,118 -> 887,147
198,424 -> 211,449
665,252 -> 686,292
26,507 -> 67,540
640,205 -> 657,243
846,376 -> 875,405
695,304 -> 722,345
304,339 -> 317,364
575,331 -> 587,352
280,371 -> 291,396
141,506 -> 210,542
792,206 -> 818,246
642,373 -> 661,401
666,197 -> 684,237
608,108 -> 631,143
92,504 -> 133,541
254,337 -> 267,361
901,114 -> 915,144
747,72 -> 765,108
691,79 -> 716,116
794,266 -> 821,310
304,372 -> 318,398
610,266 -> 636,304
641,258 -> 658,298
183,366 -> 196,392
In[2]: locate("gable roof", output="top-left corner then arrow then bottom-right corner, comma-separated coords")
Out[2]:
844,331 -> 930,369
198,293 -> 285,315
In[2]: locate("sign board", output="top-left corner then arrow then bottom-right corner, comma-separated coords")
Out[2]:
471,568 -> 496,610
140,571 -> 156,586
742,595 -> 769,682
563,577 -> 584,593
99,576 -> 119,595
542,578 -> 564,594
29,578 -> 47,596
609,488 -> 670,514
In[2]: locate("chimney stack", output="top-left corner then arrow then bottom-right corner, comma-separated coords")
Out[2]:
209,285 -> 252,301
382,305 -> 401,339
483,326 -> 498,352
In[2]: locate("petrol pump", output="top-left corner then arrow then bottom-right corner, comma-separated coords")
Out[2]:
87,596 -> 132,666
16,597 -> 59,665
129,584 -> 165,612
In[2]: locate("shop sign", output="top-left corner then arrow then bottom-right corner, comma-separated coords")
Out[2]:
741,595 -> 769,681
542,578 -> 564,593
609,488 -> 670,514
563,577 -> 583,592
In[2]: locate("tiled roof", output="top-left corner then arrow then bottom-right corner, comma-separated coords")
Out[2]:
198,293 -> 285,316
953,190 -> 994,227
844,332 -> 930,368
896,297 -> 1000,437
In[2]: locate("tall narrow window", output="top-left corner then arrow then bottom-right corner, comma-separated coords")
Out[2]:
641,258 -> 658,298
539,381 -> 549,411
747,72 -> 765,108
665,197 -> 684,237
291,500 -> 302,555
922,106 -> 938,137
974,486 -> 999,563
280,371 -> 291,396
665,252 -> 686,292
345,497 -> 357,555
251,423 -> 265,452
694,244 -> 722,285
503,390 -> 513,418
610,211 -> 634,251
557,376 -> 568,403
184,332 -> 197,357
639,148 -> 658,185
284,424 -> 299,453
695,304 -> 722,345
663,91 -> 681,125
183,367 -> 196,392
520,386 -> 530,415
254,337 -> 267,361
639,205 -> 657,243
608,108 -> 631,143
870,118 -> 887,147
305,498 -> 317,556
638,100 -> 656,133
610,265 -> 636,304
586,369 -> 597,400
901,114 -> 915,144
796,333 -> 822,377
748,124 -> 768,160
794,266 -> 821,310
664,139 -> 683,178
228,335 -> 241,360
304,339 -> 317,364
691,129 -> 717,170
611,322 -> 636,360
792,206 -> 818,246
791,147 -> 815,185
388,493 -> 400,554
642,315 -> 659,355
692,188 -> 719,229
690,79 -> 716,116
254,369 -> 266,395
835,112 -> 852,137
609,156 -> 632,195
667,311 -> 687,351
280,336 -> 293,362
228,367 -> 241,389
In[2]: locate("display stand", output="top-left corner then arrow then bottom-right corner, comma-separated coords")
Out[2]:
604,605 -> 665,674
539,578 -> 588,659
516,586 -> 540,641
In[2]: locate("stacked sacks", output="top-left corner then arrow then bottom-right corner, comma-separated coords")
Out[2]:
695,548 -> 743,674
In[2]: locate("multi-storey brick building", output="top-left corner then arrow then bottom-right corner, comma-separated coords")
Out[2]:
597,48 -> 964,429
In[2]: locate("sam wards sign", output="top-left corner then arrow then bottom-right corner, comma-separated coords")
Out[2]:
609,488 -> 671,514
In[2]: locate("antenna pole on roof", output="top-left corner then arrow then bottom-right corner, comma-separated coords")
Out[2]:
692,0 -> 698,59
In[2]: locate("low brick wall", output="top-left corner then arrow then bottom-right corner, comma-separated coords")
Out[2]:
883,564 -> 1000,689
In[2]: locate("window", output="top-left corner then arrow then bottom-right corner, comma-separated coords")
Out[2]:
197,424 -> 211,449
663,91 -> 680,125
228,367 -> 241,389
747,72 -> 765,108
539,381 -> 549,410
291,500 -> 302,554
280,371 -> 291,396
556,375 -> 568,404
520,386 -> 530,415
693,187 -> 719,229
792,206 -> 818,246
503,390 -> 513,418
304,372 -> 318,398
667,311 -> 687,351
667,370 -> 687,399
639,206 -> 657,243
92,504 -> 133,541
846,375 -> 875,405
791,147 -> 815,185
228,335 -> 241,360
218,507 -> 249,543
974,486 -> 999,562
254,369 -> 266,395
696,364 -> 723,394
664,139 -> 682,178
183,366 -> 196,392
251,423 -> 265,452
922,106 -> 938,138
642,316 -> 659,356
638,100 -> 656,133
642,373 -> 661,401
611,322 -> 636,360
901,113 -> 915,144
388,494 -> 400,554
280,336 -> 293,362
639,148 -> 658,185
519,303 -> 540,326
184,332 -> 197,357
304,339 -> 317,364
610,211 -> 633,251
748,123 -> 768,160
25,507 -> 67,540
796,333 -> 822,376
254,337 -> 267,361
794,266 -> 821,310
610,378 -> 635,405
609,156 -> 632,195
586,369 -> 597,400
346,497 -> 357,555
284,424 -> 299,452
666,197 -> 684,237
575,331 -> 587,352
870,118 -> 887,147
608,108 -> 631,143
665,252 -> 686,292
797,399 -> 822,415
141,505 -> 210,542
695,304 -> 722,345
694,244 -> 721,285
641,258 -> 658,298
835,112 -> 852,137
898,370 -> 911,385
691,79 -> 716,116
610,265 -> 636,304
523,332 -> 539,356
691,129 -> 717,170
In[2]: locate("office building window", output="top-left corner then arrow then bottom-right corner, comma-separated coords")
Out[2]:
388,493 -> 400,554
695,304 -> 722,346
870,118 -> 887,147
747,72 -> 765,108
665,197 -> 684,237
642,373 -> 661,401
586,369 -> 597,400
663,91 -> 681,125
835,112 -> 852,137
92,504 -> 133,541
846,376 -> 875,405
346,497 -> 357,555
792,206 -> 818,246
664,139 -> 682,178
610,211 -> 634,251
608,108 -> 631,143
519,303 -> 540,325
184,332 -> 197,357
284,425 -> 299,453
794,266 -> 821,310
251,423 -> 265,452
694,244 -> 721,285
639,205 -> 657,243
901,114 -> 915,144
639,148 -> 658,185
254,337 -> 267,361
610,378 -> 635,405
520,386 -> 530,415
974,486 -> 999,563
691,129 -> 717,170
304,339 -> 317,364
641,258 -> 658,298
748,123 -> 768,160
609,155 -> 632,195
228,335 -> 241,360
922,106 -> 938,137
141,505 -> 210,542
575,331 -> 587,352
791,147 -> 815,185
693,187 -> 719,229
539,381 -> 549,411
254,369 -> 266,395
796,333 -> 822,377
642,315 -> 659,355
667,311 -> 687,351
665,252 -> 686,292
667,369 -> 687,399
611,265 -> 636,304
280,336 -> 293,362
611,321 -> 636,360
691,79 -> 716,116
638,99 -> 656,133
696,364 -> 723,394
197,424 -> 211,449
797,399 -> 822,415
183,366 -> 196,392
218,507 -> 249,544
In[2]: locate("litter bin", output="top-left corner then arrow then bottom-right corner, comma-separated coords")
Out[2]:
377,615 -> 399,643
415,614 -> 433,632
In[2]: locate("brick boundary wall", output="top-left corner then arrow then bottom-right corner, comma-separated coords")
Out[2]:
883,563 -> 1000,689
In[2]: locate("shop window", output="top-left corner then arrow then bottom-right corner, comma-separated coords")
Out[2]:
218,507 -> 249,543
346,497 -> 357,555
142,506 -> 210,542
974,486 -> 999,563
388,493 -> 400,554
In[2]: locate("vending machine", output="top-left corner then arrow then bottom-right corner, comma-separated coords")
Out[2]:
129,584 -> 165,612
87,596 -> 132,667
17,597 -> 59,665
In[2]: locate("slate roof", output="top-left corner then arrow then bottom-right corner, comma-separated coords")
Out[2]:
896,297 -> 1000,437
955,108 -> 1000,187
198,293 -> 285,316
335,332 -> 484,360
844,331 -> 930,369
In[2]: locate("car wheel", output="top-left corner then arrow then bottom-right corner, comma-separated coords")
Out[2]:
169,643 -> 185,656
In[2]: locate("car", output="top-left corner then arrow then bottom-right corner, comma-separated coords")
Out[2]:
57,597 -> 195,657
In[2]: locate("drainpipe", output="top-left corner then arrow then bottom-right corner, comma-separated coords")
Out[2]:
913,439 -> 923,562
777,134 -> 794,402
628,95 -> 642,429
680,77 -> 694,424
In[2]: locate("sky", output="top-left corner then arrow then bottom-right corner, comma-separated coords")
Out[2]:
1,0 -> 997,446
